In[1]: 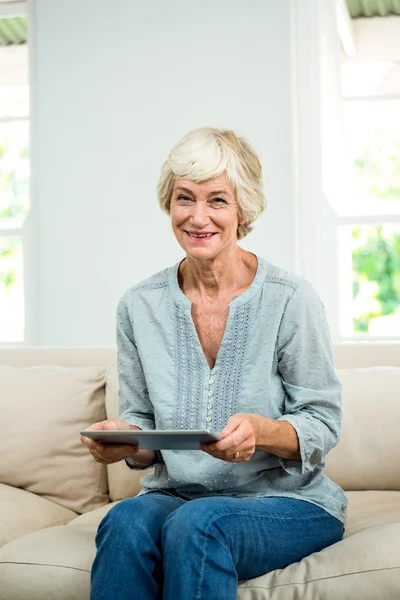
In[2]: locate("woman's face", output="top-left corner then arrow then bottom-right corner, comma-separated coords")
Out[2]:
170,173 -> 241,262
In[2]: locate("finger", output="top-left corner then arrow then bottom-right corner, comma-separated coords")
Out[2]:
87,421 -> 109,431
220,414 -> 246,438
102,419 -> 122,430
213,428 -> 250,453
80,435 -> 104,451
95,443 -> 139,461
200,446 -> 249,463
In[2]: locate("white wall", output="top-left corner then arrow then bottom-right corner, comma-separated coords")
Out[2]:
27,0 -> 296,345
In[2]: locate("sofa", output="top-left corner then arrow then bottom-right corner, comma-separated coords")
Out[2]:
0,343 -> 399,599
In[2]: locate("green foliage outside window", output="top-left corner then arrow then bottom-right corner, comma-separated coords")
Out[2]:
0,139 -> 29,220
351,125 -> 400,334
0,85 -> 29,341
0,125 -> 29,297
353,129 -> 400,201
352,226 -> 400,333
0,237 -> 18,288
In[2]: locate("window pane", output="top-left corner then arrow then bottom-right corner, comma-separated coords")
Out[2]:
0,85 -> 29,118
339,224 -> 400,336
342,101 -> 400,216
0,120 -> 29,225
0,236 -> 24,342
342,62 -> 400,98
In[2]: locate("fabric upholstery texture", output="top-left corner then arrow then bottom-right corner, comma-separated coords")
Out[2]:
0,347 -> 115,369
0,365 -> 109,513
325,367 -> 400,491
0,484 -> 76,549
0,526 -> 94,600
344,490 -> 400,537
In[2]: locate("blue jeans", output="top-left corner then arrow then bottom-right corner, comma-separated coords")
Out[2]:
91,492 -> 344,600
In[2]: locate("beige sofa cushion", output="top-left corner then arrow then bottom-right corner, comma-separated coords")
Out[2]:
67,501 -> 119,528
0,483 -> 76,549
325,367 -> 400,491
0,365 -> 108,513
0,525 -> 94,600
104,362 -> 151,501
238,522 -> 400,599
1,495 -> 399,600
0,347 -> 116,369
344,490 -> 400,537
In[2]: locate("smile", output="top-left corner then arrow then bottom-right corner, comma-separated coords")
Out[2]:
185,231 -> 217,239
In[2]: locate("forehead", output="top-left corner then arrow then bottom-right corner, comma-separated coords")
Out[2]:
173,173 -> 234,195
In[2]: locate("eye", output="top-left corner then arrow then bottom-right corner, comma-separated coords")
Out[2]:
177,194 -> 193,202
211,197 -> 227,205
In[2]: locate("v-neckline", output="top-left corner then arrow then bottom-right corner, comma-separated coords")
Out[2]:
168,254 -> 266,372
188,304 -> 232,372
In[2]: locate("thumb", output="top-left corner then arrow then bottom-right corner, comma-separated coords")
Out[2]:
103,419 -> 120,430
103,419 -> 132,430
220,414 -> 243,438
88,420 -> 109,431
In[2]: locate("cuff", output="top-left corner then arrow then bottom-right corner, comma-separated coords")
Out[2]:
276,415 -> 314,476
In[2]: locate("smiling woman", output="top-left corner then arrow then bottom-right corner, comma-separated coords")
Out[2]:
82,127 -> 347,600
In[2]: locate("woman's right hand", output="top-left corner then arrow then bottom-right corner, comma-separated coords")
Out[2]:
80,419 -> 156,467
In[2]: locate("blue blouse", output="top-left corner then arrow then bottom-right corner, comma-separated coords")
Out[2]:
117,256 -> 348,525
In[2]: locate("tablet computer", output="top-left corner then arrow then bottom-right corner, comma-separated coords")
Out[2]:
80,429 -> 221,450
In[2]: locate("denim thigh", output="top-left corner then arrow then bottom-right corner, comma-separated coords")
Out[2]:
162,495 -> 344,581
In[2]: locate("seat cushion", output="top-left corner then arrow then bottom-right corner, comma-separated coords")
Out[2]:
0,364 -> 109,513
238,522 -> 400,599
344,490 -> 400,537
0,525 -> 95,600
0,484 -> 76,548
67,501 -> 119,528
1,497 -> 399,600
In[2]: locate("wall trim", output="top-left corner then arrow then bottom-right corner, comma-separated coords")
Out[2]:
290,0 -> 341,341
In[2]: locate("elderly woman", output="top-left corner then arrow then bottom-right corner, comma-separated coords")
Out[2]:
82,127 -> 347,600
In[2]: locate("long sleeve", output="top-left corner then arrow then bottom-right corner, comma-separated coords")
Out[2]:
276,281 -> 342,476
116,292 -> 156,431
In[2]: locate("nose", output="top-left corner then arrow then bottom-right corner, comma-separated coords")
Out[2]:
190,201 -> 210,228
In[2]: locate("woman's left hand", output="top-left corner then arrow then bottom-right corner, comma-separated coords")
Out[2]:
200,413 -> 263,463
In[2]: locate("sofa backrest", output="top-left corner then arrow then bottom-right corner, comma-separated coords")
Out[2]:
0,347 -> 116,369
0,347 -> 116,514
325,343 -> 400,491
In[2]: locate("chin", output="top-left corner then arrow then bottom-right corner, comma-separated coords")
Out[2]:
185,247 -> 217,260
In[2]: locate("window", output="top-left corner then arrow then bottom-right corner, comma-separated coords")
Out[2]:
0,14 -> 28,343
338,59 -> 400,338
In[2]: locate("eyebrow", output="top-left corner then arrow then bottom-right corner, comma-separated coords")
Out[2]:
175,186 -> 231,197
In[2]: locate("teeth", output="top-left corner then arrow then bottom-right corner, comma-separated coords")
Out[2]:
189,233 -> 214,238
